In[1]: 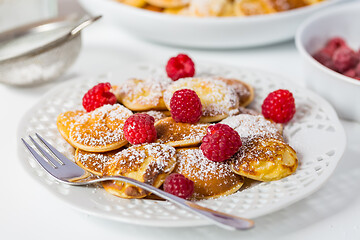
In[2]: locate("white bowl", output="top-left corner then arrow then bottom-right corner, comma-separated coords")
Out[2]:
79,0 -> 339,49
295,1 -> 360,122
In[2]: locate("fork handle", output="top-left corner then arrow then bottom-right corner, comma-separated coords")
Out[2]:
75,176 -> 254,230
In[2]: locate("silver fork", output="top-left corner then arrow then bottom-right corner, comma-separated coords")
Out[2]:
22,133 -> 254,231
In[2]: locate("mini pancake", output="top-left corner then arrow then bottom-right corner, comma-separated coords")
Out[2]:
116,0 -> 146,7
267,0 -> 307,12
69,104 -> 133,152
75,148 -> 121,176
230,137 -> 298,181
163,77 -> 239,123
174,148 -> 244,200
215,77 -> 254,107
113,78 -> 171,111
187,0 -> 229,17
56,110 -> 85,143
234,0 -> 276,16
220,113 -> 283,141
143,4 -> 164,12
146,0 -> 188,8
163,6 -> 187,15
102,143 -> 177,199
229,106 -> 261,117
155,117 -> 209,147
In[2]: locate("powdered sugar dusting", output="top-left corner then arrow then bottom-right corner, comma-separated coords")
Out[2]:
176,148 -> 237,183
58,110 -> 85,133
108,143 -> 176,173
70,104 -> 132,146
143,110 -> 167,122
221,114 -> 282,144
115,78 -> 172,107
76,150 -> 112,175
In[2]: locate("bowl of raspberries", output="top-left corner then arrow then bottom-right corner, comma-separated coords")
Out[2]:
296,1 -> 360,122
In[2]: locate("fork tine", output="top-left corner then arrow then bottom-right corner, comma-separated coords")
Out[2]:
35,133 -> 76,167
29,136 -> 62,168
22,138 -> 58,176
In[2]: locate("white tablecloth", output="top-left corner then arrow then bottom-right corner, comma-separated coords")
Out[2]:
1,17 -> 359,240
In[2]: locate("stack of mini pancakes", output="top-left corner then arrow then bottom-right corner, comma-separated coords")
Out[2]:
57,76 -> 297,200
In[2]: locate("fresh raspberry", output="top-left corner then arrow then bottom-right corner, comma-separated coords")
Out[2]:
344,69 -> 356,78
356,49 -> 360,61
170,89 -> 202,124
200,124 -> 242,162
166,54 -> 195,81
355,63 -> 360,77
82,82 -> 117,112
163,173 -> 194,199
123,113 -> 157,145
313,49 -> 336,71
332,46 -> 358,73
324,37 -> 347,55
261,89 -> 296,124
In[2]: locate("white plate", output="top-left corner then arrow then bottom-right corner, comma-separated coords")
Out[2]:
79,0 -> 340,49
17,63 -> 346,227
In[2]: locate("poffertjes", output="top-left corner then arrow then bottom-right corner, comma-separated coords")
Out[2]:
155,117 -> 209,147
57,110 -> 85,143
113,78 -> 171,111
102,143 -> 177,198
68,104 -> 132,152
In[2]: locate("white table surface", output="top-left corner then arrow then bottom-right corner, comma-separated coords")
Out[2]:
1,11 -> 360,240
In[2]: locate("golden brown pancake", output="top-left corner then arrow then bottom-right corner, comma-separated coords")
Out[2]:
146,0 -> 188,8
57,110 -> 85,143
68,104 -> 132,152
155,117 -> 209,147
174,148 -> 244,200
234,0 -> 276,16
186,0 -> 229,17
215,77 -> 254,107
116,0 -> 146,7
102,143 -> 177,199
113,78 -> 171,111
75,148 -> 121,176
163,77 -> 239,123
230,138 -> 298,181
220,113 -> 283,141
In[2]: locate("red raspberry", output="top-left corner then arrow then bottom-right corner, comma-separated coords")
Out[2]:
123,113 -> 157,145
344,69 -> 356,78
324,37 -> 347,55
200,124 -> 242,162
313,49 -> 336,71
170,89 -> 202,124
166,54 -> 195,81
262,89 -> 296,124
82,82 -> 117,112
356,49 -> 360,61
355,63 -> 360,77
332,46 -> 358,73
163,173 -> 194,199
